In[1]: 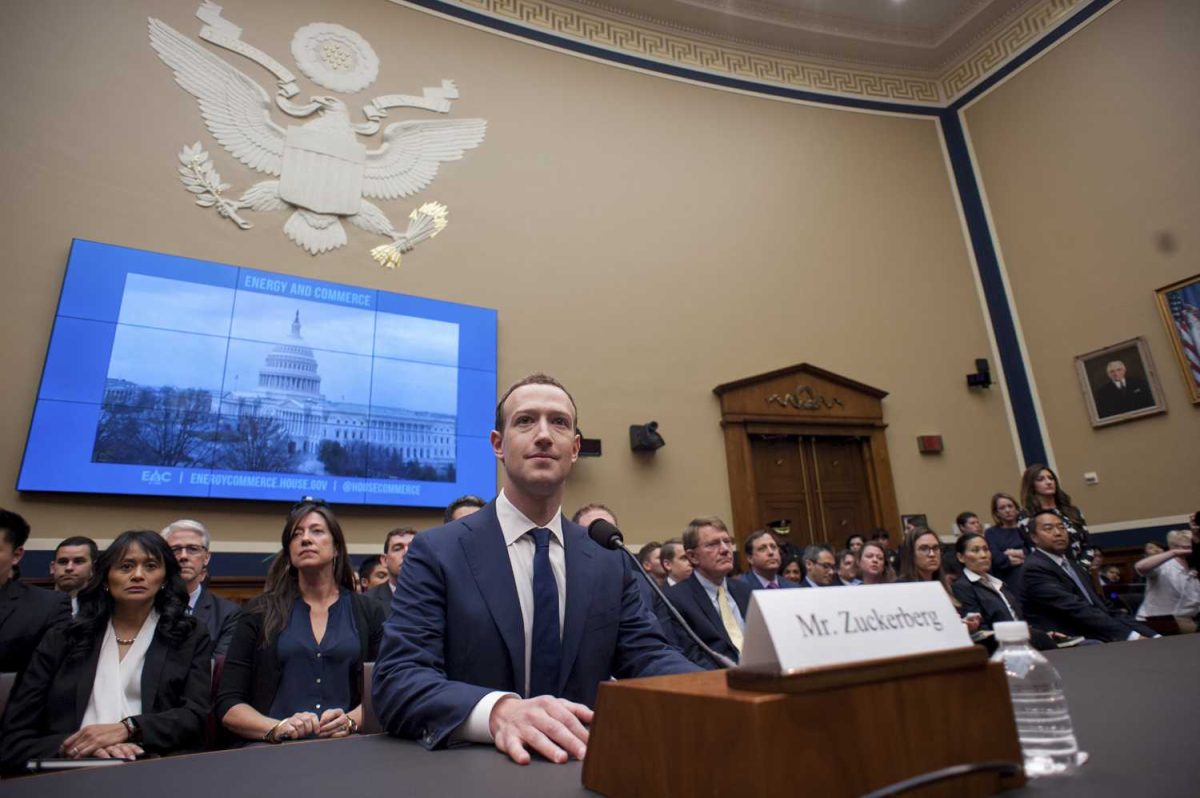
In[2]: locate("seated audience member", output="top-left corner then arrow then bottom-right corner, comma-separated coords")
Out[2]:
897,528 -> 943,584
571,502 -> 617,529
1134,530 -> 1198,633
370,375 -> 697,764
50,536 -> 97,614
869,527 -> 899,569
0,509 -> 70,678
661,538 -> 693,586
955,512 -> 984,537
1021,510 -> 1157,642
798,544 -> 836,588
1099,564 -> 1123,587
739,530 -> 795,590
368,527 -> 417,606
217,499 -> 385,745
952,533 -> 1056,650
664,517 -> 752,667
359,556 -> 389,592
162,519 -> 242,657
856,541 -> 894,585
835,548 -> 861,585
444,495 -> 486,523
985,492 -> 1027,596
637,541 -> 667,588
1143,540 -> 1165,557
845,533 -> 865,555
780,555 -> 803,584
1,531 -> 212,772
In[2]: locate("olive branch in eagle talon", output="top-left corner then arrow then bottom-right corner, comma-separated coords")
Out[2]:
178,143 -> 251,229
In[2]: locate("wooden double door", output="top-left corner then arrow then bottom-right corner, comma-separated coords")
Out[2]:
750,433 -> 875,548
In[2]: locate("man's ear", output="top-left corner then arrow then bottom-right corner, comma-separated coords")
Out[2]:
13,545 -> 24,568
490,429 -> 504,461
570,432 -> 581,463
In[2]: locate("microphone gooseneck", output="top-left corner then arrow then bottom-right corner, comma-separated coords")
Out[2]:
587,519 -> 737,670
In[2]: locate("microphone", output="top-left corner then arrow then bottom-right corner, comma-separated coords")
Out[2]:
587,519 -> 737,670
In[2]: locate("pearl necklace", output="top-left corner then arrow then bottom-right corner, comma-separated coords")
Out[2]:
115,633 -> 137,645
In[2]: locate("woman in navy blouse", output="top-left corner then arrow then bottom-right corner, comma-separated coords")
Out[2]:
984,492 -> 1027,595
217,499 -> 385,744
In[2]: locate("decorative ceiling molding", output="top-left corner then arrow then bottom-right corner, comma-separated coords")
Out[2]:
396,0 -> 1100,105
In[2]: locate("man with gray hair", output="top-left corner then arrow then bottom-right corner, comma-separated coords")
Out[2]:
162,518 -> 241,655
798,544 -> 836,588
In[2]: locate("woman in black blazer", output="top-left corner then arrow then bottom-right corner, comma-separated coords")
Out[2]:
1,530 -> 212,772
951,533 -> 1056,651
217,499 -> 384,744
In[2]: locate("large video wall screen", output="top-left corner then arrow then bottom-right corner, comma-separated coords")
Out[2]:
18,240 -> 497,507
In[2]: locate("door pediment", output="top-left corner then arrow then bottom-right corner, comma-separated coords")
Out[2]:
713,363 -> 887,425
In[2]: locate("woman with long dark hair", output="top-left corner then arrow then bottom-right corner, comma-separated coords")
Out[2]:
951,533 -> 1058,650
217,499 -> 384,744
1,531 -> 211,772
1019,464 -> 1093,566
984,492 -> 1027,595
896,527 -> 943,584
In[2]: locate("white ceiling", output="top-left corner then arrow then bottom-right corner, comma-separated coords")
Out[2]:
568,0 -> 1039,70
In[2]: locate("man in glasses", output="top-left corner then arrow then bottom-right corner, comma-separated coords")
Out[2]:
373,374 -> 697,765
799,544 -> 836,588
162,518 -> 241,655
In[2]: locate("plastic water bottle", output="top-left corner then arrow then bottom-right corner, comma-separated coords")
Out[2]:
992,621 -> 1080,777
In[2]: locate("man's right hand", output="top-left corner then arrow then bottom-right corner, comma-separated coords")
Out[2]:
489,695 -> 593,765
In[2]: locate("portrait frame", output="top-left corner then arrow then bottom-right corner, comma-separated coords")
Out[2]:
1154,273 -> 1200,404
900,514 -> 928,533
1074,337 -> 1166,428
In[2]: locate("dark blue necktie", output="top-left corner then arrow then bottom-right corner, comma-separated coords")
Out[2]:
529,528 -> 561,698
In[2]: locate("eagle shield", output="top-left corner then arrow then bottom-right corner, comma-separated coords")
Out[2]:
278,125 -> 366,216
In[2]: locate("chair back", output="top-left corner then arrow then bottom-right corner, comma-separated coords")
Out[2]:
360,661 -> 382,734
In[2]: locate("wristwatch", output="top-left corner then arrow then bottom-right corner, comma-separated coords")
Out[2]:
121,716 -> 142,743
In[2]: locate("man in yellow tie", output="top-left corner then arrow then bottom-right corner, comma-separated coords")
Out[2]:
660,516 -> 753,668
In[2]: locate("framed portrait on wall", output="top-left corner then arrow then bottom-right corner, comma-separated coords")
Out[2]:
1154,273 -> 1200,404
1074,337 -> 1166,427
900,514 -> 928,533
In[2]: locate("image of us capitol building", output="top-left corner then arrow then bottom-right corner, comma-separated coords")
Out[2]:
101,312 -> 456,477
224,312 -> 456,472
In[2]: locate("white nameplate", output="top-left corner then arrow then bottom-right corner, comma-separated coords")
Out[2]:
739,582 -> 972,672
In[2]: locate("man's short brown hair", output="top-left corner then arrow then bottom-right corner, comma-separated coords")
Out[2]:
494,373 -> 578,433
384,527 -> 418,552
682,516 -> 729,551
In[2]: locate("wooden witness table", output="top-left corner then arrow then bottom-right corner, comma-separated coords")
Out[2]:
5,635 -> 1197,797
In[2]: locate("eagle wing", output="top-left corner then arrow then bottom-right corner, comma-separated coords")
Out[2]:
148,17 -> 285,176
362,119 -> 487,200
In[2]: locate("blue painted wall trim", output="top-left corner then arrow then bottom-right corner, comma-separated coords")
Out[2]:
938,111 -> 1046,466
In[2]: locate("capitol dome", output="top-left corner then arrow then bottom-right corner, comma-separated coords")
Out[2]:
258,311 -> 322,397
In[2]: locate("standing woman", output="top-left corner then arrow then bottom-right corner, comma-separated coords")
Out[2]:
856,541 -> 894,585
217,499 -> 384,744
1,531 -> 212,772
985,492 -> 1028,595
1020,464 -> 1093,567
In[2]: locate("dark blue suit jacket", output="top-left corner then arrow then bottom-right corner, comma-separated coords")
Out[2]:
370,501 -> 697,749
662,573 -> 752,668
739,571 -> 798,591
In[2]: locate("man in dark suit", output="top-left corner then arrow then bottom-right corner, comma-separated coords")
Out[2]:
49,536 -> 97,615
162,519 -> 241,656
1093,359 -> 1155,418
0,509 -> 70,678
664,517 -> 753,667
1021,509 -> 1157,642
367,527 -> 417,608
739,529 -> 797,591
372,375 -> 697,765
798,544 -> 836,588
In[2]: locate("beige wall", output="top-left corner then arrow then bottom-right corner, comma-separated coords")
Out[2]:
0,0 -> 1018,551
964,0 -> 1199,529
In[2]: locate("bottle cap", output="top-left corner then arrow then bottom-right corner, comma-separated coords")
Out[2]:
994,621 -> 1030,643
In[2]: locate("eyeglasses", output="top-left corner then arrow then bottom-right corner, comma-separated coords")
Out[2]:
916,545 -> 941,555
810,561 -> 835,570
169,544 -> 207,556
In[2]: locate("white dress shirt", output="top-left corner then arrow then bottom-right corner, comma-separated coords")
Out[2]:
963,568 -> 1018,619
694,571 -> 745,632
1137,557 -> 1200,620
454,490 -> 567,743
